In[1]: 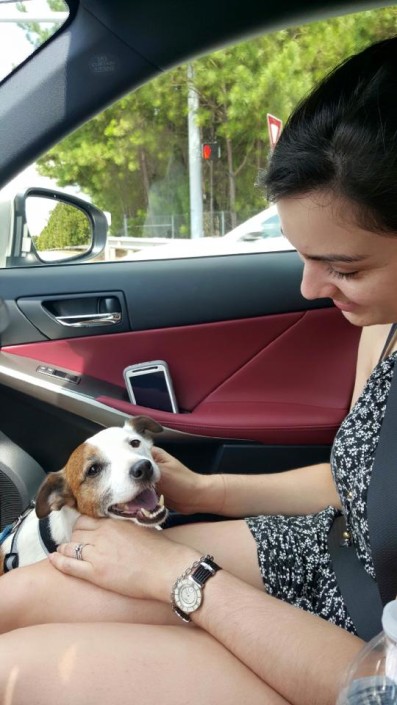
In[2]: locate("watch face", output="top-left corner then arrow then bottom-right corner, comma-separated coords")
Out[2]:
173,577 -> 202,614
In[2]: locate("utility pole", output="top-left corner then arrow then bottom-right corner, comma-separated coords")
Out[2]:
187,64 -> 203,239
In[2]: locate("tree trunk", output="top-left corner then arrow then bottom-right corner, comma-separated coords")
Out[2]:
139,148 -> 150,208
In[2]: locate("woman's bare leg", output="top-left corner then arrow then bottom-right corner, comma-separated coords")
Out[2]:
0,559 -> 178,633
0,520 -> 262,632
0,622 -> 290,705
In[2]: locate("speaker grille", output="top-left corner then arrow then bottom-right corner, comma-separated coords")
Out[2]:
0,472 -> 23,530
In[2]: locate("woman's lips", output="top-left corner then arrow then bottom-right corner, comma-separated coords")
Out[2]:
333,299 -> 356,312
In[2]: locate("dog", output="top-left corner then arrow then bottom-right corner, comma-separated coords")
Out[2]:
0,415 -> 166,574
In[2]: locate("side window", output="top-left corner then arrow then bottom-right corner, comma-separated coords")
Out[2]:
262,216 -> 282,238
0,0 -> 69,82
1,5 -> 396,266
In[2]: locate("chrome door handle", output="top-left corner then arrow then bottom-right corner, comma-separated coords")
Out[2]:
55,312 -> 122,327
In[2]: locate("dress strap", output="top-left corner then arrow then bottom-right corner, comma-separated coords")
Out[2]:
378,323 -> 397,363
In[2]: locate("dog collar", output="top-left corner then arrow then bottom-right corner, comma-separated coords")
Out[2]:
38,517 -> 58,555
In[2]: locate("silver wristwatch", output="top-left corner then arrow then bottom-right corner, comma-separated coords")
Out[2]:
171,554 -> 222,622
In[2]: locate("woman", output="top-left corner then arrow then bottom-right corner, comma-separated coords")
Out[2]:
1,35 -> 397,705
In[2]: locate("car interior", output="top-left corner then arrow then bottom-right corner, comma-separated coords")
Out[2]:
0,0 -> 391,531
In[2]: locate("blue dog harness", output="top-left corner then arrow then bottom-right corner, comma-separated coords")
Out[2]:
0,523 -> 14,544
0,502 -> 35,571
1,503 -> 57,572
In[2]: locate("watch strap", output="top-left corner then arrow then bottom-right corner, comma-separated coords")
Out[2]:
172,604 -> 192,623
171,554 -> 222,622
191,556 -> 221,587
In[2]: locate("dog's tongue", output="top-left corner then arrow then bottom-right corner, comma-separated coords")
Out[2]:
110,486 -> 167,526
125,488 -> 158,512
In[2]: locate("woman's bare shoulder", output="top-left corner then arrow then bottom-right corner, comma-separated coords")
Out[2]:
360,324 -> 394,362
350,325 -> 392,408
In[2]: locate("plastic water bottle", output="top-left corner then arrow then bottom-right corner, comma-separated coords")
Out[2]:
337,601 -> 397,704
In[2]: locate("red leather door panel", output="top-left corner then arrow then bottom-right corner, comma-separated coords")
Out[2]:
3,307 -> 360,444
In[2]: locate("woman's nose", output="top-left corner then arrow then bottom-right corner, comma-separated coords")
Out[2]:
300,261 -> 337,301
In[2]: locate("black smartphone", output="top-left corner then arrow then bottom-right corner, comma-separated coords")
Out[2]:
123,360 -> 179,413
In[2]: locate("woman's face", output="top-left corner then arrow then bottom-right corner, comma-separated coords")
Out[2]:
277,192 -> 397,327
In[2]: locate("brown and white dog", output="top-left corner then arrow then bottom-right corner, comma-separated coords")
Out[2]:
0,415 -> 167,574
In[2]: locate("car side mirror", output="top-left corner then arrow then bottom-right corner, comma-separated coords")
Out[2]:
1,187 -> 108,266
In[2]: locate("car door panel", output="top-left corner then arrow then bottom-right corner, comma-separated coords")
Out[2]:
0,252 -> 361,475
0,251 -> 320,342
16,292 -> 127,339
94,307 -> 358,444
3,312 -> 308,406
5,306 -> 356,444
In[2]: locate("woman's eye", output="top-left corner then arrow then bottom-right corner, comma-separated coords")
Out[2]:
86,463 -> 102,477
129,439 -> 141,448
327,266 -> 359,280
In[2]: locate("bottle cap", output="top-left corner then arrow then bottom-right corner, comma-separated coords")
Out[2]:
382,601 -> 397,641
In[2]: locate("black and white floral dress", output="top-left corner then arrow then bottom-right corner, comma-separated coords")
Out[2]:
245,352 -> 397,634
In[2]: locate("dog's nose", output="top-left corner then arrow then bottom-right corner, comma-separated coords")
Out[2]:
130,459 -> 153,482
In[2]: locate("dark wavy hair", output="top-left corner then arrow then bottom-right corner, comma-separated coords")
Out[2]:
261,36 -> 397,234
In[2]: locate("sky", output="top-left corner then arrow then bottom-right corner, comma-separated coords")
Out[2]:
0,0 -> 69,197
0,9 -> 32,81
0,0 -> 68,79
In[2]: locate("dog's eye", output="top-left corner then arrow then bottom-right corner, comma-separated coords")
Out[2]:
129,439 -> 141,448
86,463 -> 102,477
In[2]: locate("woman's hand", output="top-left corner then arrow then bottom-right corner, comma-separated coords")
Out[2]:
152,447 -> 224,515
48,515 -> 200,603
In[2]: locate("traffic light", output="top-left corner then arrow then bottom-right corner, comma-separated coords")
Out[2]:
202,142 -> 220,160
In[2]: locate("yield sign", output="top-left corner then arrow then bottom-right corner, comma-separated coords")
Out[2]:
267,113 -> 283,149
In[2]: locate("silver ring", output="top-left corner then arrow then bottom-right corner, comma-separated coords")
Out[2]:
74,543 -> 85,561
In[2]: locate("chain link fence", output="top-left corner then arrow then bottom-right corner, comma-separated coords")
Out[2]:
119,211 -> 234,239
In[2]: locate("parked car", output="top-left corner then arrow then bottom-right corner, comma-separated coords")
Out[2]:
222,204 -> 282,242
0,0 -> 374,560
127,204 -> 291,259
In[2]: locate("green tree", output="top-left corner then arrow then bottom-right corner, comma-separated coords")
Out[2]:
35,203 -> 91,251
37,69 -> 189,235
33,6 -> 397,234
193,7 -> 397,221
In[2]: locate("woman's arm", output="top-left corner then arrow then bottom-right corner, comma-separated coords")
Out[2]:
156,326 -> 388,519
155,448 -> 341,518
191,566 -> 362,705
211,462 -> 341,517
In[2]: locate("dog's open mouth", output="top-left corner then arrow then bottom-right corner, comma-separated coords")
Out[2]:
109,487 -> 167,526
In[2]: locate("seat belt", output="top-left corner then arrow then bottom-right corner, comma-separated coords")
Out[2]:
367,323 -> 397,606
328,324 -> 397,639
328,516 -> 383,640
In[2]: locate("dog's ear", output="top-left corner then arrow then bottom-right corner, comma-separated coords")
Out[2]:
126,415 -> 163,437
35,470 -> 77,519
